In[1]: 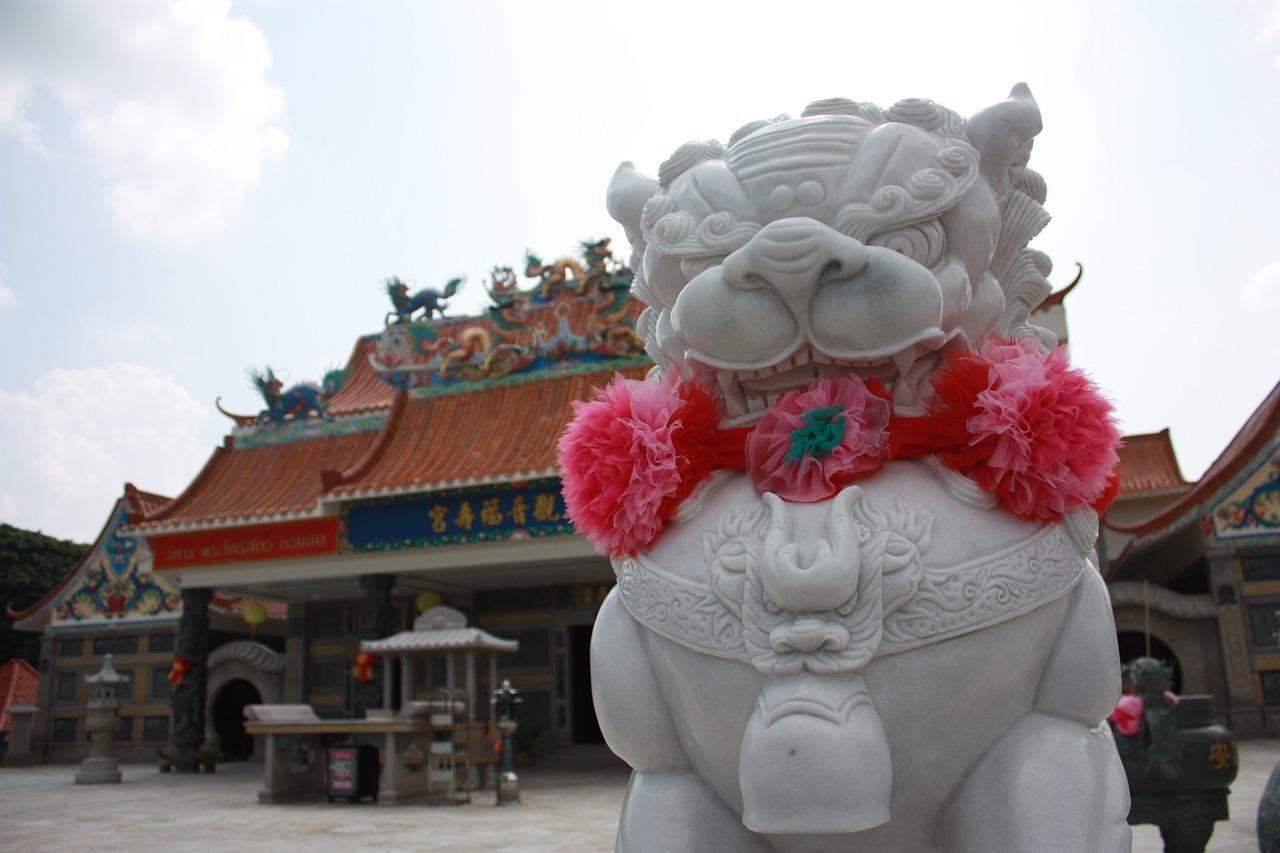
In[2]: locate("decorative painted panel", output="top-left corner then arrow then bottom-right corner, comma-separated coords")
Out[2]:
1212,446 -> 1280,541
52,504 -> 181,625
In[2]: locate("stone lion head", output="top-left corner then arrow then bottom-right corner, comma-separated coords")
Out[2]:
607,84 -> 1056,425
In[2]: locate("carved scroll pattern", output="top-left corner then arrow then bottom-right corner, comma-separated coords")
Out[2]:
616,555 -> 745,660
880,524 -> 1085,652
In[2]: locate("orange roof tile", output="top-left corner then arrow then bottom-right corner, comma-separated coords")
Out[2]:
124,483 -> 173,516
0,658 -> 39,731
326,335 -> 397,416
135,430 -> 382,530
328,365 -> 651,498
1115,430 -> 1190,498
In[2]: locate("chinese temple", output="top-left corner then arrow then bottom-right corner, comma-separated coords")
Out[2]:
8,240 -> 1280,766
10,241 -> 645,765
1104,381 -> 1280,733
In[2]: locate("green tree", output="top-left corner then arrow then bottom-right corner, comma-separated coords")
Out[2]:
0,524 -> 90,665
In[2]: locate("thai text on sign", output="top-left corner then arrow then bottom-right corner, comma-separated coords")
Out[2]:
149,518 -> 339,570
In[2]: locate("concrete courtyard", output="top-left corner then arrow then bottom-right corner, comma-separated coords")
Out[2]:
2,740 -> 1279,852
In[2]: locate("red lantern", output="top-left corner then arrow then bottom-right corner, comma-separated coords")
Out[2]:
351,651 -> 375,682
168,657 -> 191,686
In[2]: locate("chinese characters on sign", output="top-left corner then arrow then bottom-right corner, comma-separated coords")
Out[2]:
342,481 -> 572,552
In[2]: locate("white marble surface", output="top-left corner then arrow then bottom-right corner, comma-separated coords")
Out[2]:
593,86 -> 1128,852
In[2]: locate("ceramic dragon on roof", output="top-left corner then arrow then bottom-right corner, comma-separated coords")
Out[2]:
366,239 -> 642,391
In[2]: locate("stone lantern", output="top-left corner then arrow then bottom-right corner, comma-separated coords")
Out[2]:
491,679 -> 521,805
75,654 -> 129,784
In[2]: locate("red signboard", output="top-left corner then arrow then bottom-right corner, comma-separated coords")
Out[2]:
150,518 -> 339,570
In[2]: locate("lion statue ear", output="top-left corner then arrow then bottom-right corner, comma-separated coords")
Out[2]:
606,161 -> 658,259
966,83 -> 1043,197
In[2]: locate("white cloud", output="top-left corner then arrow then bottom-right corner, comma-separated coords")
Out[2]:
0,76 -> 47,154
1244,260 -> 1280,310
0,265 -> 17,310
0,0 -> 287,243
0,363 -> 209,542
1261,0 -> 1280,68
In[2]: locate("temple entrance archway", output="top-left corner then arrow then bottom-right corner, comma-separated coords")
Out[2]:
212,678 -> 261,759
204,640 -> 286,757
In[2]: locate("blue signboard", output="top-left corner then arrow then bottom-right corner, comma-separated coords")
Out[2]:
340,480 -> 574,553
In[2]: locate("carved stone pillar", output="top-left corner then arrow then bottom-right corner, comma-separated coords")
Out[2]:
355,574 -> 394,716
172,587 -> 213,773
4,703 -> 39,766
285,603 -> 307,703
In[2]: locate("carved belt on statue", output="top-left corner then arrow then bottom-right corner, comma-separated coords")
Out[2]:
613,486 -> 1093,835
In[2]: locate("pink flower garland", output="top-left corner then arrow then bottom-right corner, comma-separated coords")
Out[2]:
911,337 -> 1122,522
557,373 -> 744,558
558,337 -> 1122,556
745,376 -> 892,502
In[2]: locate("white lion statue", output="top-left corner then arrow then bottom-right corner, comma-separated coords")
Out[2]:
559,85 -> 1130,852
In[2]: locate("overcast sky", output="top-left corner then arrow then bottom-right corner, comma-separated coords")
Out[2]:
2,0 -> 1278,544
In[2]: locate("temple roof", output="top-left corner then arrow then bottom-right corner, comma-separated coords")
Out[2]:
324,335 -> 397,416
1108,381 -> 1280,538
360,606 -> 518,654
130,429 -> 383,531
0,659 -> 38,731
130,362 -> 649,532
360,626 -> 519,654
141,253 -> 651,535
1103,381 -> 1280,580
326,365 -> 650,500
1114,430 -> 1191,498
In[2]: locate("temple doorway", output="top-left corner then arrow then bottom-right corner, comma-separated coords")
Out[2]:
212,678 -> 262,760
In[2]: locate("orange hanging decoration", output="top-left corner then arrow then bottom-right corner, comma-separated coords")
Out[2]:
351,651 -> 375,682
168,657 -> 191,686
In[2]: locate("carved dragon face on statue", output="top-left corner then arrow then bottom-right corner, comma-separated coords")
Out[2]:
608,84 -> 1050,423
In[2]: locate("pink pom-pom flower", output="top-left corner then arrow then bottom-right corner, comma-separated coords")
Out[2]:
746,375 -> 892,503
557,373 -> 743,558
918,337 -> 1122,522
1108,694 -> 1144,737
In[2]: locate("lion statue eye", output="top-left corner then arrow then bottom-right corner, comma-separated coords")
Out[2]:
867,220 -> 945,268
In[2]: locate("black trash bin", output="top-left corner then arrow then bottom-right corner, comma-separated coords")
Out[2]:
326,743 -> 380,803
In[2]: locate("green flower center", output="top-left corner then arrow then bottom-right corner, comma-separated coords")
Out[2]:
785,404 -> 847,464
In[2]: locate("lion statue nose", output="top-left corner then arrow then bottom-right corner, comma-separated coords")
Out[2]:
723,218 -> 870,309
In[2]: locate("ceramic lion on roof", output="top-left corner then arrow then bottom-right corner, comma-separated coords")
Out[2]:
559,85 -> 1129,852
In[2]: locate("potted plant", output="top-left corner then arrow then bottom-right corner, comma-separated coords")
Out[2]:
195,746 -> 223,773
156,747 -> 172,773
